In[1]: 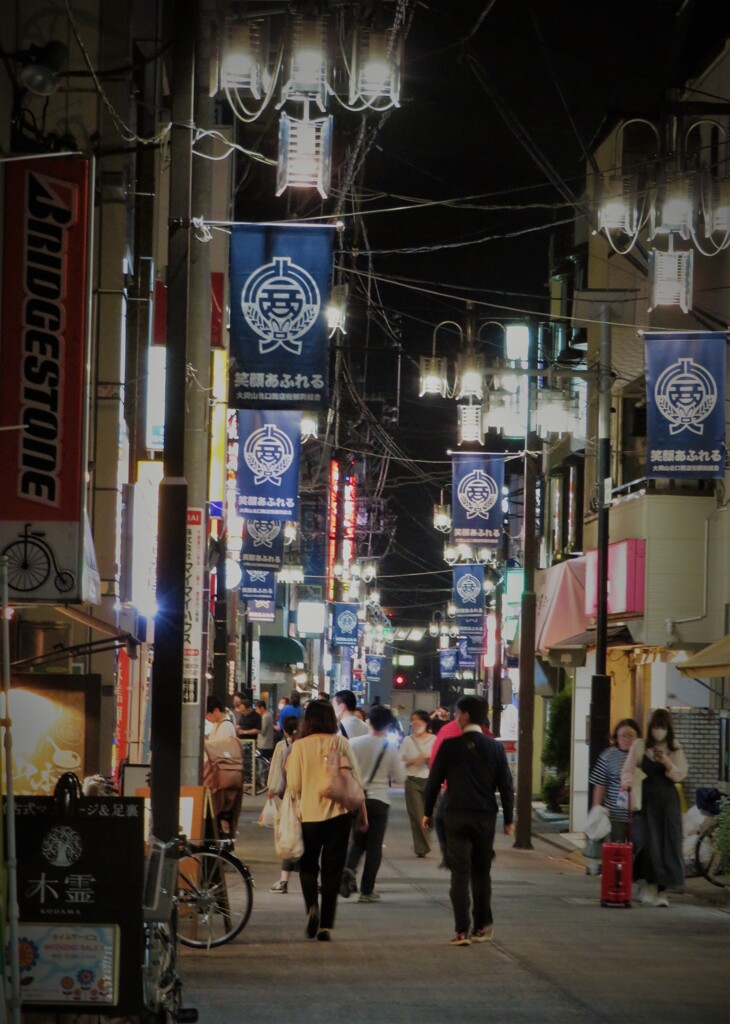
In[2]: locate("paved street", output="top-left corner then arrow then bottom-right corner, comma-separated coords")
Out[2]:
178,792 -> 728,1024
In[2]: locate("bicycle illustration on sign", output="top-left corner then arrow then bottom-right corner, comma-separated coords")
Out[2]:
2,522 -> 75,593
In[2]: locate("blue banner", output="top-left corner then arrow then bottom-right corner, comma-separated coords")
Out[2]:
240,569 -> 276,603
452,453 -> 504,545
457,637 -> 476,670
332,602 -> 360,647
452,564 -> 485,618
229,223 -> 334,409
236,410 -> 301,521
241,519 -> 286,571
365,654 -> 385,687
439,648 -> 458,679
248,598 -> 276,623
645,332 -> 726,479
458,614 -> 485,639
300,494 -> 327,587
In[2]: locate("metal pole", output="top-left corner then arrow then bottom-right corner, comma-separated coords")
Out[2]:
150,0 -> 195,842
515,321 -> 537,850
1,559 -> 21,1024
589,308 -> 612,774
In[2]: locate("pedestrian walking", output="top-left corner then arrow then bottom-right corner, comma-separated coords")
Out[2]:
621,707 -> 688,907
340,704 -> 406,902
266,715 -> 300,894
423,695 -> 514,946
284,700 -> 364,941
400,710 -> 435,857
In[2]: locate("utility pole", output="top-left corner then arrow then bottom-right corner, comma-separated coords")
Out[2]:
514,321 -> 537,850
588,307 -> 613,774
150,0 -> 195,842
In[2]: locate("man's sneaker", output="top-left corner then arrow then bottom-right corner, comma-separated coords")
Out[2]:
339,868 -> 357,899
640,883 -> 660,906
357,892 -> 381,903
269,880 -> 288,894
471,925 -> 494,943
654,893 -> 670,907
449,932 -> 470,946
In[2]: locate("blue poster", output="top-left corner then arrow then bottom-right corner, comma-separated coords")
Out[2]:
439,649 -> 458,679
457,637 -> 476,670
645,332 -> 726,479
452,564 -> 485,618
452,453 -> 504,545
365,654 -> 384,686
229,223 -> 334,409
332,602 -> 359,647
236,410 -> 301,521
241,519 -> 285,571
458,614 -> 485,639
240,569 -> 276,603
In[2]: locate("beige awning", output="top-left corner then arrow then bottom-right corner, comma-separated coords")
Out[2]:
677,634 -> 730,679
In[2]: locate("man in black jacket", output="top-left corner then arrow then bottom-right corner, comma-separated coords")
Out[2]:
423,695 -> 514,946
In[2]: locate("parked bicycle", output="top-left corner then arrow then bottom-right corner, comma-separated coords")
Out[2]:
176,837 -> 254,948
143,838 -> 198,1023
694,791 -> 730,889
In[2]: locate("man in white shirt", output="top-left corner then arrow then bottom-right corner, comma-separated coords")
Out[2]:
333,689 -> 368,738
340,704 -> 406,902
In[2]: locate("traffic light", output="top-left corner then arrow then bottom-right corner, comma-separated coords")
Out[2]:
394,673 -> 407,686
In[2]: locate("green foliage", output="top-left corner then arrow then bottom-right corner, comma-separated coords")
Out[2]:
717,805 -> 730,866
542,684 -> 572,778
541,773 -> 568,813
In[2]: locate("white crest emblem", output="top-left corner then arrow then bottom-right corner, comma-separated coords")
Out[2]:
456,572 -> 482,604
654,357 -> 717,436
247,570 -> 269,583
442,651 -> 457,669
457,469 -> 499,520
242,256 -> 320,355
366,658 -> 381,675
243,423 -> 294,485
41,825 -> 83,867
247,520 -> 282,548
337,609 -> 358,635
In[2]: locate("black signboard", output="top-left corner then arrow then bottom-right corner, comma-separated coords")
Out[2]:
10,796 -> 144,1014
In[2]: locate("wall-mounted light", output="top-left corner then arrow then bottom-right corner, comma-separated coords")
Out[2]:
18,40 -> 68,96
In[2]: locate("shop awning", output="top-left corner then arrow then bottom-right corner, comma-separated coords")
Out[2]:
677,634 -> 730,678
535,557 -> 591,654
259,635 -> 306,665
546,624 -> 635,668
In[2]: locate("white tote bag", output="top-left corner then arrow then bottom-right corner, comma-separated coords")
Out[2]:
275,791 -> 304,860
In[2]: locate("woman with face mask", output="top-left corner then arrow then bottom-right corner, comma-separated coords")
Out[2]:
621,708 -> 688,906
400,710 -> 436,857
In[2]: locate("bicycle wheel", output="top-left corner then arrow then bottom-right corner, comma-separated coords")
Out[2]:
254,754 -> 270,796
695,818 -> 730,889
3,540 -> 50,590
177,847 -> 253,947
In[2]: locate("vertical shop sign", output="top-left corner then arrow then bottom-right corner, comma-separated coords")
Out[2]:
236,410 -> 301,521
183,508 -> 205,705
451,453 -> 504,545
452,564 -> 485,618
0,156 -> 95,602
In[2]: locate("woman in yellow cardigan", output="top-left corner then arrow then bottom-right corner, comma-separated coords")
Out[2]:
285,700 -> 364,941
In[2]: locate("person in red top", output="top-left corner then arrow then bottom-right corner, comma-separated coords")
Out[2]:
430,711 -> 494,867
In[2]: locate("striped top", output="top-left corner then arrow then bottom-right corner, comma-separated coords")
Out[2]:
589,746 -> 630,821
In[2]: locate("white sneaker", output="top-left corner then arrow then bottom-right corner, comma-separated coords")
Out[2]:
632,881 -> 644,901
654,893 -> 670,907
640,883 -> 660,906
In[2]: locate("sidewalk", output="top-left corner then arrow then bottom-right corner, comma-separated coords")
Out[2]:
178,790 -> 728,1024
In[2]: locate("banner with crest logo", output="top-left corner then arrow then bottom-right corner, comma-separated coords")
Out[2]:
645,332 -> 726,479
229,223 -> 334,409
240,569 -> 276,603
452,564 -> 485,618
236,410 -> 301,521
451,453 -> 504,545
332,602 -> 360,647
241,518 -> 286,571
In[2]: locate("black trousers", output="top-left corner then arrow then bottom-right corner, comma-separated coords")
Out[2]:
444,809 -> 496,934
345,798 -> 389,895
300,813 -> 351,929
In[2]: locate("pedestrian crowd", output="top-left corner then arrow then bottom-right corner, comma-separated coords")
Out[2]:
203,689 -> 689,943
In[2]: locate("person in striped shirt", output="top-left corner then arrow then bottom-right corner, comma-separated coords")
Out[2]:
589,718 -> 642,842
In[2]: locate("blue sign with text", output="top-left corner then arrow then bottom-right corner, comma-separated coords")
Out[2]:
236,410 -> 301,521
452,453 -> 504,545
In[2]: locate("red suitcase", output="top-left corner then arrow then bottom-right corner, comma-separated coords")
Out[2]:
600,842 -> 632,907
